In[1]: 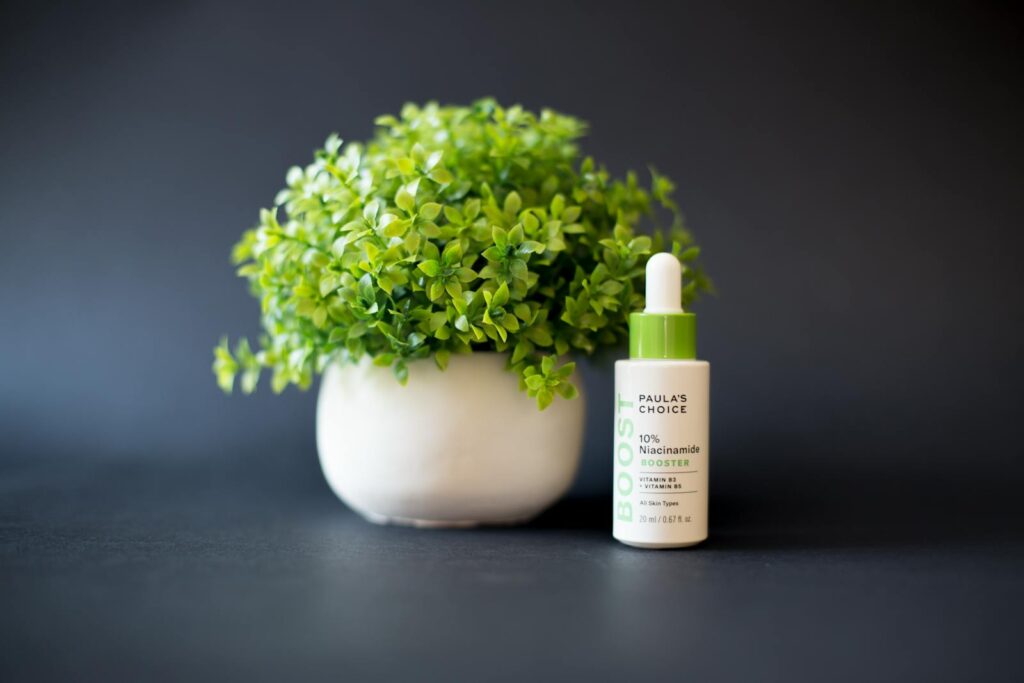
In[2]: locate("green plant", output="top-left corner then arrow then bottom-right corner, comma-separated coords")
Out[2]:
214,99 -> 710,408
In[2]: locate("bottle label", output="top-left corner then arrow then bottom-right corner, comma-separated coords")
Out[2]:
613,361 -> 710,546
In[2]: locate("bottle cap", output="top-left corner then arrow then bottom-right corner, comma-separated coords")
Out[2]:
629,252 -> 696,359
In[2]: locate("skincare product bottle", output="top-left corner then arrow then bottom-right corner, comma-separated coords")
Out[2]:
613,252 -> 710,548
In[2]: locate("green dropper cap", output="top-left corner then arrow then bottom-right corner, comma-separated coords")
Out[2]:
629,253 -> 697,360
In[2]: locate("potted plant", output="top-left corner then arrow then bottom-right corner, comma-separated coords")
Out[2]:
214,99 -> 709,526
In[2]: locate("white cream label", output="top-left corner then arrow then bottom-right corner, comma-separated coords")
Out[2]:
613,360 -> 710,547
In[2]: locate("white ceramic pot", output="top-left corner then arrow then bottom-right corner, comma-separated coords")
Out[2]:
316,353 -> 585,527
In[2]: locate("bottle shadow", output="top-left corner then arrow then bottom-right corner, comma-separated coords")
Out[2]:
531,489 -> 1023,555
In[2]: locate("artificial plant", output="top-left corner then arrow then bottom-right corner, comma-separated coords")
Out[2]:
215,99 -> 709,408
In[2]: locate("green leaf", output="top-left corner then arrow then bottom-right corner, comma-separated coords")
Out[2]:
556,382 -> 578,400
630,235 -> 652,255
509,259 -> 528,280
358,273 -> 375,301
526,326 -> 553,346
482,246 -> 502,263
493,281 -> 510,307
429,280 -> 445,301
443,206 -> 464,224
512,340 -> 532,363
382,217 -> 409,238
213,338 -> 238,393
363,201 -> 380,223
319,274 -> 340,297
240,367 -> 260,394
419,202 -> 442,220
312,305 -> 328,328
441,239 -> 462,263
522,212 -> 539,232
418,260 -> 441,277
393,361 -> 409,385
403,231 -> 421,253
492,226 -> 508,249
397,157 -> 415,175
324,133 -> 343,154
536,389 -> 554,410
445,281 -> 463,299
504,191 -> 521,216
508,224 -> 524,245
550,194 -> 565,217
396,185 -> 416,213
429,167 -> 453,184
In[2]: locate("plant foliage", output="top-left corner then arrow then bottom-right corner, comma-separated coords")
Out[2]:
214,99 -> 709,408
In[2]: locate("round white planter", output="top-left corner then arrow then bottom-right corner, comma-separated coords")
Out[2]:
316,353 -> 585,527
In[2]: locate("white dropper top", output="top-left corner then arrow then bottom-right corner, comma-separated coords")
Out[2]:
644,252 -> 684,314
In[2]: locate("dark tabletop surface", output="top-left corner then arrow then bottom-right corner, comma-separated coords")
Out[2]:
2,452 -> 1022,683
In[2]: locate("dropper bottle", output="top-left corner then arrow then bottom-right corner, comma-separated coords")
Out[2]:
613,253 -> 710,548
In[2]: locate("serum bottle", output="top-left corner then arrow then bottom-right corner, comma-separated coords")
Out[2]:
614,253 -> 710,548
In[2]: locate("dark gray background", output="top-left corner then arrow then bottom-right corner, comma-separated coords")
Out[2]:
2,1 -> 1023,681
2,0 -> 1022,490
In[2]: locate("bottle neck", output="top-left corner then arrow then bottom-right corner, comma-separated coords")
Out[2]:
629,312 -> 697,359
